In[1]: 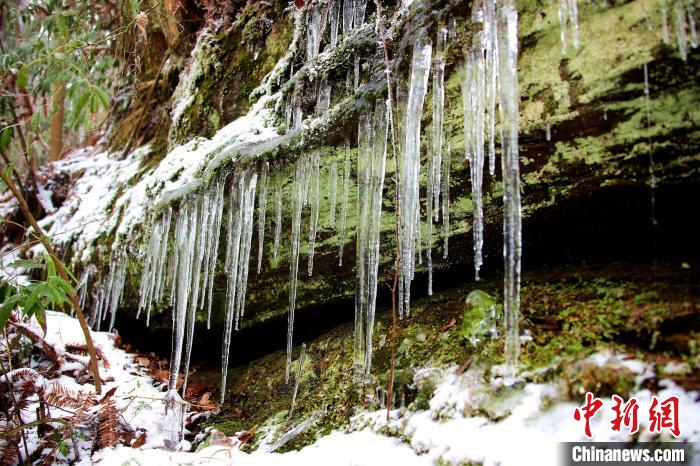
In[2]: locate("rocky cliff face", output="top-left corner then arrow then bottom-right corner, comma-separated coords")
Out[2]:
23,0 -> 700,365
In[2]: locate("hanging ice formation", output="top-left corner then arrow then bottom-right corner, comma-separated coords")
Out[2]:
329,159 -> 338,227
461,0 -> 500,282
661,0 -> 698,61
286,154 -> 312,383
306,2 -> 327,62
138,208 -> 172,326
661,0 -> 671,44
442,142 -> 451,259
498,0 -> 523,372
557,0 -> 580,53
353,103 -> 388,382
273,174 -> 284,260
98,250 -> 127,332
338,143 -> 351,266
426,25 -> 448,296
77,265 -> 95,316
308,152 -> 321,276
220,169 -> 258,402
257,161 -> 269,274
398,40 -> 432,317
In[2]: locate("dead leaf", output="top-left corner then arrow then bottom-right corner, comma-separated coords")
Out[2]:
99,386 -> 118,404
135,356 -> 150,366
439,317 -> 457,332
455,357 -> 473,376
131,432 -> 147,449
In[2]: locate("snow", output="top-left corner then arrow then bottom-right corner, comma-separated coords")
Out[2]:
15,311 -> 180,462
26,315 -> 700,465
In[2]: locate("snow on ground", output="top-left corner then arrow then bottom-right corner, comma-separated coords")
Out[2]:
12,313 -> 700,465
42,311 -> 172,449
35,313 -> 700,465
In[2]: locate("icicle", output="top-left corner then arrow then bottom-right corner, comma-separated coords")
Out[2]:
674,1 -> 689,60
354,0 -> 367,28
286,155 -> 310,383
317,78 -> 332,116
138,209 -> 174,327
546,122 -> 551,141
163,389 -> 188,449
289,343 -> 307,417
462,38 -> 486,282
342,0 -> 354,34
273,175 -> 284,260
338,144 -> 351,266
77,266 -> 93,316
484,0 -> 499,176
353,103 -> 388,382
558,0 -> 579,53
661,0 -> 671,44
220,170 -> 258,403
308,152 -> 321,276
399,40 -> 432,317
643,63 -> 658,227
306,3 -> 327,61
263,413 -> 320,453
105,251 -> 127,332
234,171 -> 258,330
182,198 -> 208,395
426,25 -> 448,296
329,159 -> 338,227
442,142 -> 451,259
257,162 -> 269,274
353,58 -> 361,90
431,25 -> 448,220
330,0 -> 341,47
169,205 -> 195,393
292,82 -> 304,129
205,179 -> 226,328
498,0 -> 522,373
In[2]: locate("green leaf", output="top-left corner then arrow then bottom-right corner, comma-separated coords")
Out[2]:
58,441 -> 69,457
16,65 -> 28,89
35,307 -> 47,334
0,127 -> 11,151
72,91 -> 90,129
8,259 -> 45,270
0,295 -> 21,328
89,92 -> 97,114
94,86 -> 110,110
45,255 -> 57,278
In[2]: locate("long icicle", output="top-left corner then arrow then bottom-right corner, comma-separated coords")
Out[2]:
498,0 -> 522,373
257,161 -> 269,274
286,155 -> 309,383
399,40 -> 432,317
338,144 -> 351,266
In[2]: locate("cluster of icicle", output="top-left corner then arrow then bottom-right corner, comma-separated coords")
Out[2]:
353,102 -> 388,382
461,0 -> 522,370
89,252 -> 126,332
558,0 -> 698,61
81,0 -> 526,445
285,0 -> 368,131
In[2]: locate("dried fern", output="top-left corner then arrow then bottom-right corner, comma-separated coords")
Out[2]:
97,399 -> 119,449
65,342 -> 110,369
